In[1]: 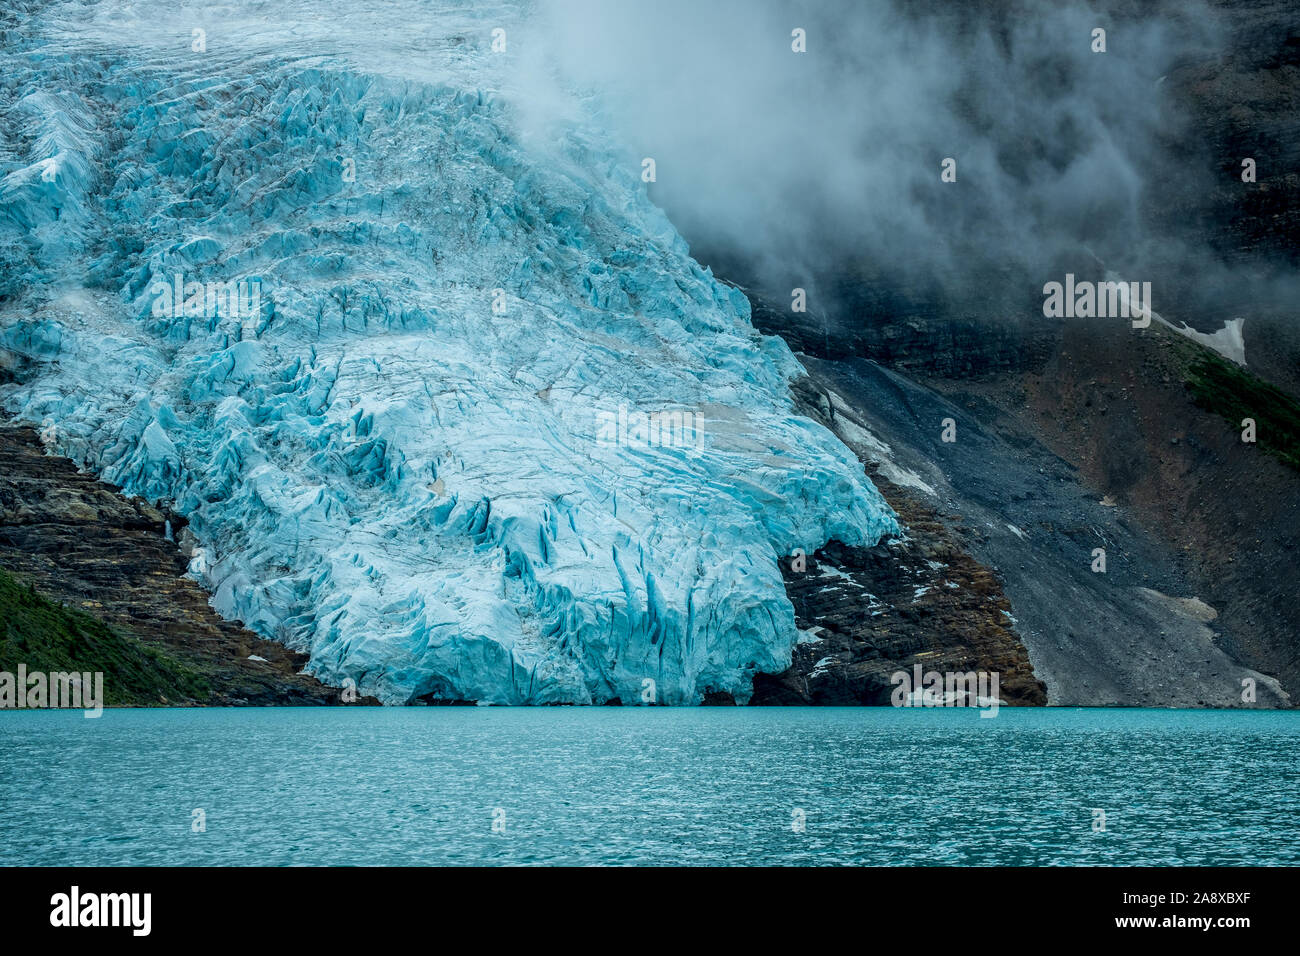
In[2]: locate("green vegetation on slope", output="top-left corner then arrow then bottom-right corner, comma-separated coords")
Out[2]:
0,566 -> 210,706
1186,351 -> 1300,472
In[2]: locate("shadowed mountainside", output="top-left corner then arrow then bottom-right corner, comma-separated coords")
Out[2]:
724,0 -> 1299,706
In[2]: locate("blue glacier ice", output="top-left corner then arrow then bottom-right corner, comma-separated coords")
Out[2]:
0,0 -> 898,703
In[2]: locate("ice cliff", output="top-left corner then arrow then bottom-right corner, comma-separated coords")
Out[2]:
0,0 -> 897,703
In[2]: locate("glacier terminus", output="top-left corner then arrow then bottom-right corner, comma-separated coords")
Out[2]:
0,0 -> 898,704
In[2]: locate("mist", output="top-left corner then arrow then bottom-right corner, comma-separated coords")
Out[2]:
505,0 -> 1265,338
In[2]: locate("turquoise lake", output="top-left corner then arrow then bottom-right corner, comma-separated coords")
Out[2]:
1,707 -> 1297,866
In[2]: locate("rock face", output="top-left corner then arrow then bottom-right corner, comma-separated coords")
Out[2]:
746,372 -> 1046,707
741,336 -> 1292,709
754,502 -> 1046,707
742,267 -> 1056,381
934,323 -> 1300,704
708,0 -> 1300,708
725,0 -> 1300,390
0,424 -> 372,705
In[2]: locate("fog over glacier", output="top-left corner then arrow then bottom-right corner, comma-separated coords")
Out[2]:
529,0 -> 1249,330
0,0 -> 898,703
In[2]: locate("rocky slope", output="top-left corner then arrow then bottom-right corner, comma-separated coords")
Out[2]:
748,375 -> 1046,706
0,423 -> 373,704
754,483 -> 1047,707
927,322 -> 1300,703
726,0 -> 1300,707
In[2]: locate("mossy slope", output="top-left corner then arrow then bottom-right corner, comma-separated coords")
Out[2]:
0,566 -> 210,706
1185,350 -> 1300,472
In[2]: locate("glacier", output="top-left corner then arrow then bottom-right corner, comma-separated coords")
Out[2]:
0,0 -> 898,704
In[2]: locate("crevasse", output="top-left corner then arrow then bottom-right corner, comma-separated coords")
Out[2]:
0,1 -> 898,703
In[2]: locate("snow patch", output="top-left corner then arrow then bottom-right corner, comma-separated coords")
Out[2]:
825,392 -> 937,496
1107,270 -> 1247,366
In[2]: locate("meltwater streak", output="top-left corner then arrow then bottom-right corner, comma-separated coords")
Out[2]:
2,708 -> 1297,866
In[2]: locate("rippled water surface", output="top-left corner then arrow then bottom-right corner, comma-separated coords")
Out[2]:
1,707 -> 1297,865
